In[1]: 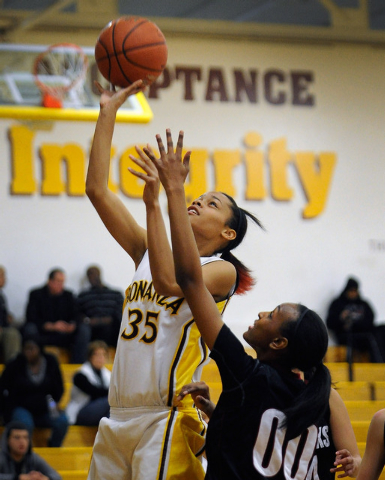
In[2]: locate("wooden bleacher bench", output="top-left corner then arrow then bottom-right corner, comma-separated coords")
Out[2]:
34,447 -> 91,480
333,381 -> 373,401
34,446 -> 92,470
353,363 -> 385,382
58,471 -> 88,480
0,426 -> 98,448
351,420 -> 370,442
343,400 -> 385,421
44,346 -> 116,365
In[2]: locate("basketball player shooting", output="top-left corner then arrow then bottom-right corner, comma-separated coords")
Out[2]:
85,81 -> 263,480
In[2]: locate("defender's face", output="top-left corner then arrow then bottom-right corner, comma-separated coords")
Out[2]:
243,303 -> 298,350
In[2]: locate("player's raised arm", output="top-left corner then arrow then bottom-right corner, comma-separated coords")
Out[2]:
128,133 -> 184,296
86,81 -> 147,268
150,131 -> 224,350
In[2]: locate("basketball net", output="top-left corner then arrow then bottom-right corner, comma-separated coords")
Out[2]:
33,43 -> 88,109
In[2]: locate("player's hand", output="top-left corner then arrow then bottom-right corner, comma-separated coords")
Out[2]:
143,129 -> 191,191
330,449 -> 356,478
128,144 -> 160,205
95,80 -> 144,111
176,381 -> 216,419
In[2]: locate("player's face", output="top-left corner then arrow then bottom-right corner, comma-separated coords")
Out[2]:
187,192 -> 234,241
243,303 -> 298,351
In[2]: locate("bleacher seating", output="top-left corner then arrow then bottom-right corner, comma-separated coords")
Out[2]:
1,345 -> 385,478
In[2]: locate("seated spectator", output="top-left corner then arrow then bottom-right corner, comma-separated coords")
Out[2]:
0,335 -> 69,447
0,266 -> 22,363
24,268 -> 90,364
326,277 -> 385,362
0,420 -> 62,480
356,408 -> 385,480
77,266 -> 124,347
66,340 -> 110,426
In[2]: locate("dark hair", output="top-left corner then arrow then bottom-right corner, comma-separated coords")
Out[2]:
48,268 -> 64,280
279,305 -> 331,439
217,193 -> 265,295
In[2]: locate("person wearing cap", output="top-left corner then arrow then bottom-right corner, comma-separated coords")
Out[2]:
0,420 -> 62,480
326,277 -> 385,362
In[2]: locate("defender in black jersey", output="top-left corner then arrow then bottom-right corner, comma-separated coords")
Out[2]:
149,132 -> 360,480
178,382 -> 359,479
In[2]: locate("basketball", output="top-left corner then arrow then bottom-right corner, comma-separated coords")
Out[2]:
95,16 -> 168,88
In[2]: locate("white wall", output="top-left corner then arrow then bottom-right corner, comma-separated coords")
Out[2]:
1,35 -> 385,344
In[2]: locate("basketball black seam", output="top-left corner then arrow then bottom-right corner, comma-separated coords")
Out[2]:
96,38 -> 112,82
96,42 -> 166,62
111,19 -> 121,83
113,19 -> 149,85
125,41 -> 166,52
123,18 -> 148,42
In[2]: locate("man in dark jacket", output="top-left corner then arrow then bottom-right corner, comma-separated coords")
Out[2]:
326,277 -> 385,362
24,268 -> 90,364
0,420 -> 62,480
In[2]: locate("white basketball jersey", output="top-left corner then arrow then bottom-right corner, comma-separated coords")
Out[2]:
109,251 -> 231,409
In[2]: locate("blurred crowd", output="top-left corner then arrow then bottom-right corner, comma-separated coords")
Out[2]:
0,264 -> 120,448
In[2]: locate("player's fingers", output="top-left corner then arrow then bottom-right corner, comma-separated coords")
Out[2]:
127,167 -> 148,181
183,151 -> 191,172
176,131 -> 184,158
133,146 -> 156,170
128,155 -> 154,177
127,79 -> 144,94
156,134 -> 166,157
143,145 -> 158,162
166,129 -> 173,155
94,81 -> 104,94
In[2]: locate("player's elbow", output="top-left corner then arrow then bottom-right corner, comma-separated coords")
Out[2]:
175,271 -> 199,293
85,181 -> 105,204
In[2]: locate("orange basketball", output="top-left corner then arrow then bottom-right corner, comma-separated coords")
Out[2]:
95,16 -> 168,88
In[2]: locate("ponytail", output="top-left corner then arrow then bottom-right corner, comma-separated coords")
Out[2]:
283,363 -> 331,439
279,305 -> 331,439
220,251 -> 255,295
219,193 -> 265,295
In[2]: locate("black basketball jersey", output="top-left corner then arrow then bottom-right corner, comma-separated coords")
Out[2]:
206,324 -> 328,480
306,407 -> 336,480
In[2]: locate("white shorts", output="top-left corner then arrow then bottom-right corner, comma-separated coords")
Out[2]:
88,406 -> 206,480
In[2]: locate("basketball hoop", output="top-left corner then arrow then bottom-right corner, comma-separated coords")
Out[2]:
33,43 -> 88,108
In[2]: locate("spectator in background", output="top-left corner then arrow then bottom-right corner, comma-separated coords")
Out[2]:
77,266 -> 124,347
0,335 -> 68,447
0,266 -> 22,363
24,268 -> 90,364
0,420 -> 62,480
66,340 -> 111,426
326,277 -> 385,362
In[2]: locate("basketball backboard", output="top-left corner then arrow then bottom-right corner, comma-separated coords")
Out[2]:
0,43 -> 153,123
